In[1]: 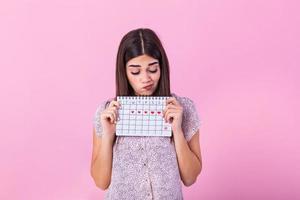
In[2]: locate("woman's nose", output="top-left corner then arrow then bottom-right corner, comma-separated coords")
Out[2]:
140,72 -> 151,83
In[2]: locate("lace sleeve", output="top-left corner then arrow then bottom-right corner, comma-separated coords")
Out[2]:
92,100 -> 109,137
181,97 -> 202,142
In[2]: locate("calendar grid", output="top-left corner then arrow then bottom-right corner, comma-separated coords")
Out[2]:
116,96 -> 172,137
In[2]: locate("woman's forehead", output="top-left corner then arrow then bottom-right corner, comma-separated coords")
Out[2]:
126,54 -> 158,66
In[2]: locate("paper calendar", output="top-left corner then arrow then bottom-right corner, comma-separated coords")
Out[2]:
116,96 -> 172,137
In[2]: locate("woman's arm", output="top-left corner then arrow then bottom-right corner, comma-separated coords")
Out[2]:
90,100 -> 120,190
90,128 -> 114,190
173,129 -> 202,186
163,97 -> 202,186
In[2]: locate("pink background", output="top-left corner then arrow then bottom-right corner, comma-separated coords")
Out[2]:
1,0 -> 299,199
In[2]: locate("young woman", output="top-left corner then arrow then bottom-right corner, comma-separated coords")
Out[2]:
91,28 -> 202,200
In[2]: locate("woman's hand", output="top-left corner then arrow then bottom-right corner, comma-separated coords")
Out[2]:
163,97 -> 183,133
100,100 -> 121,141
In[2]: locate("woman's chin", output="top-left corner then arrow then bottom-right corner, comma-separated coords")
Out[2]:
136,90 -> 153,96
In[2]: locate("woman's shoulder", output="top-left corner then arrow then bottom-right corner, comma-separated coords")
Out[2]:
171,92 -> 195,106
96,97 -> 115,110
171,93 -> 201,141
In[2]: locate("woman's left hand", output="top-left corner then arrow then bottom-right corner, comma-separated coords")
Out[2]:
163,97 -> 183,133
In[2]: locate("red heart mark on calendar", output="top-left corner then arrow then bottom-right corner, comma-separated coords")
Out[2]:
151,111 -> 155,114
157,111 -> 161,115
144,111 -> 148,114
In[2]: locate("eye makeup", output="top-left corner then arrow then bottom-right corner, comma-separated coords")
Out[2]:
130,65 -> 159,75
130,69 -> 158,75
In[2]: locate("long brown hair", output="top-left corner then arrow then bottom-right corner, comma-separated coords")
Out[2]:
115,28 -> 171,98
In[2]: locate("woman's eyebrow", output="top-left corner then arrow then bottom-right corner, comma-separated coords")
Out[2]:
128,64 -> 141,67
148,61 -> 158,66
128,61 -> 159,68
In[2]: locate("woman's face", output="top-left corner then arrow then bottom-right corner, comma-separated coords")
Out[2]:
126,54 -> 161,96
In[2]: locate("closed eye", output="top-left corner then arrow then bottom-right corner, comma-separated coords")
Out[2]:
131,71 -> 140,75
130,69 -> 158,75
149,69 -> 158,73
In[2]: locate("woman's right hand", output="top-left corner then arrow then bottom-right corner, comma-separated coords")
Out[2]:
100,100 -> 121,142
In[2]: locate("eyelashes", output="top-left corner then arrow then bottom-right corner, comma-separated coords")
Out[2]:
131,69 -> 158,75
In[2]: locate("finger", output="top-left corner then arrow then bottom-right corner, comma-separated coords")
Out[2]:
165,111 -> 177,123
109,100 -> 121,109
163,104 -> 178,116
163,105 -> 180,117
108,106 -> 120,121
106,110 -> 117,123
164,109 -> 178,123
167,113 -> 176,123
164,108 -> 178,116
166,97 -> 180,106
102,109 -> 116,124
101,112 -> 114,123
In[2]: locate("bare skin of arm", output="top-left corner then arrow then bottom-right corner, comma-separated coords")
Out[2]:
163,97 -> 202,186
90,101 -> 120,190
90,129 -> 114,190
173,129 -> 202,186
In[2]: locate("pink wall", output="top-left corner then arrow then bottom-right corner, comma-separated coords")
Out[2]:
1,0 -> 299,199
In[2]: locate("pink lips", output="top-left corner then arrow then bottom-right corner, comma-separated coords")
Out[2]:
143,84 -> 153,90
